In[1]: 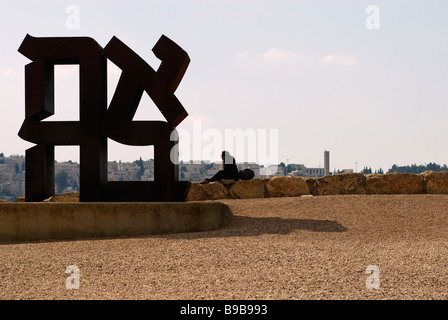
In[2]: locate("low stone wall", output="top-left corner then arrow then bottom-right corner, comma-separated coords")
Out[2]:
6,171 -> 448,203
0,202 -> 230,243
421,171 -> 448,194
186,171 -> 448,201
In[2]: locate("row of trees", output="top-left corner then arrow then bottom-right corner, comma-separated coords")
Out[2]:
361,163 -> 448,174
361,167 -> 384,174
276,162 -> 448,176
55,171 -> 79,194
387,163 -> 448,174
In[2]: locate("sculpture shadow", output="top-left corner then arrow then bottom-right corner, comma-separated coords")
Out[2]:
156,210 -> 347,240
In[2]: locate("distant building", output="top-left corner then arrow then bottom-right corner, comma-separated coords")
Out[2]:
305,167 -> 325,177
324,150 -> 330,176
287,151 -> 329,178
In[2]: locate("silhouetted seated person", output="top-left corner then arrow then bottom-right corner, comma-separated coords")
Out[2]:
200,151 -> 240,184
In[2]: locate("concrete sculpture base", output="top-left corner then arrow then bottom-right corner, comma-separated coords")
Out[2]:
0,202 -> 230,243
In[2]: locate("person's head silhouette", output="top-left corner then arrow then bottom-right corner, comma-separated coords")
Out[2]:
221,151 -> 236,167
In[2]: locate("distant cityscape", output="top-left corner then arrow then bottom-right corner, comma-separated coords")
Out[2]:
0,151 -> 338,201
1,151 -> 446,201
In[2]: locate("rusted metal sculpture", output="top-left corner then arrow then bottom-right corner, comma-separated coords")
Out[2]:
18,34 -> 191,202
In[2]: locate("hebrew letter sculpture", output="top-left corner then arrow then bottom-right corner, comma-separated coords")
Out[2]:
18,35 -> 108,202
18,34 -> 191,202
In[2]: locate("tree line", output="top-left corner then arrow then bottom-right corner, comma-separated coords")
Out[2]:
387,162 -> 448,174
360,167 -> 384,174
361,163 -> 447,175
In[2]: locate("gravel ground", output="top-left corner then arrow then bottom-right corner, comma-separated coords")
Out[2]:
1,194 -> 448,300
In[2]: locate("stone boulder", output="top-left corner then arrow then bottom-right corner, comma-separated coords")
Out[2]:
305,178 -> 319,196
317,173 -> 367,195
187,182 -> 230,201
13,197 -> 25,202
44,192 -> 80,202
229,179 -> 266,199
366,173 -> 423,194
219,179 -> 237,187
267,176 -> 310,197
0,198 -> 8,202
421,171 -> 448,194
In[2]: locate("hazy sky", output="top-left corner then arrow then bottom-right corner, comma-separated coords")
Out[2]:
0,0 -> 447,172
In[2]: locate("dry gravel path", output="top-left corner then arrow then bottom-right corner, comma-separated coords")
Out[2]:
1,194 -> 448,300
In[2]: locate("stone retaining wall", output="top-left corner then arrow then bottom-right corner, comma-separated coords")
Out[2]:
8,171 -> 448,203
186,171 -> 448,201
0,202 -> 230,242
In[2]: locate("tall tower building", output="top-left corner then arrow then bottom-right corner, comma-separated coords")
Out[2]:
324,150 -> 330,176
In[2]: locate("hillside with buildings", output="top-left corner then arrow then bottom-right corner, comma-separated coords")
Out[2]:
0,154 -> 25,201
0,151 -> 337,201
